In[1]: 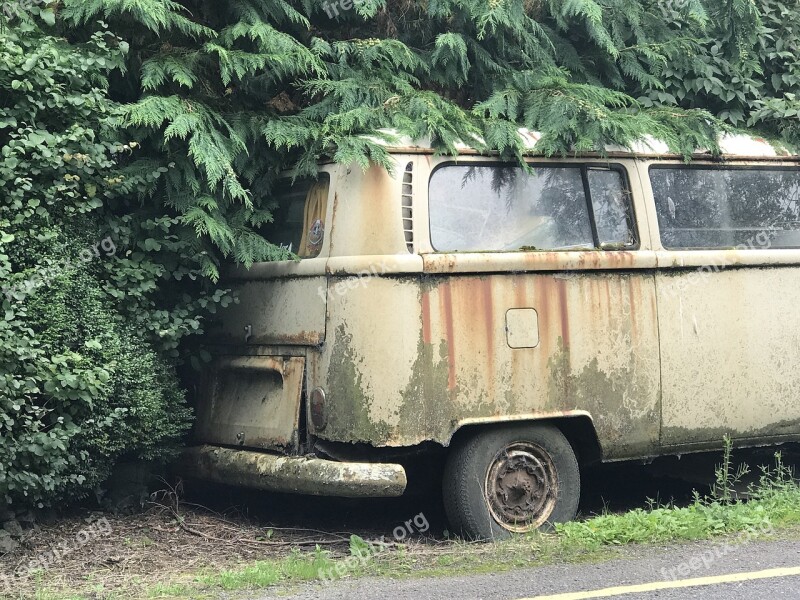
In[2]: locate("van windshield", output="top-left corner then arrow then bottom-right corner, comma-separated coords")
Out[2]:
261,174 -> 330,258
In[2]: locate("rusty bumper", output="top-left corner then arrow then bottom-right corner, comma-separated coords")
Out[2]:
178,445 -> 407,498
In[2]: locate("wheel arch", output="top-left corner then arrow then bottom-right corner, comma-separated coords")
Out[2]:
446,412 -> 603,466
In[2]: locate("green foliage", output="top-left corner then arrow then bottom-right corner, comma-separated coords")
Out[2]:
642,0 -> 800,139
54,0 -> 800,217
48,0 -> 800,286
60,0 -> 322,278
47,0 -> 738,285
349,534 -> 374,557
0,16 -> 193,507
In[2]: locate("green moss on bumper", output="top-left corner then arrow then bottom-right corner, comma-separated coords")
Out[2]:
178,445 -> 407,498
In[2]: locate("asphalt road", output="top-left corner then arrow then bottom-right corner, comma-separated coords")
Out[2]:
251,537 -> 800,600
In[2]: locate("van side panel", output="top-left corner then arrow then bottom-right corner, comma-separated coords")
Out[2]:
657,265 -> 800,445
637,159 -> 800,448
315,267 -> 661,460
328,162 -> 410,258
209,277 -> 328,346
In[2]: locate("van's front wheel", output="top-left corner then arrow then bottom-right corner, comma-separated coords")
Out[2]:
442,424 -> 580,540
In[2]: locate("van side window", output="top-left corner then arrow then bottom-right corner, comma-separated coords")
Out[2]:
587,168 -> 636,248
260,174 -> 330,258
429,164 -> 634,252
651,167 -> 800,249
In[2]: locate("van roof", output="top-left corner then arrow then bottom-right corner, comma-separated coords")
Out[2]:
371,129 -> 800,160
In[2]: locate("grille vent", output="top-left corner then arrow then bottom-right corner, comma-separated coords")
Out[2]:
402,162 -> 413,253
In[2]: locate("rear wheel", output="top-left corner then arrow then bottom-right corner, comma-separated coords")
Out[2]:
442,423 -> 580,540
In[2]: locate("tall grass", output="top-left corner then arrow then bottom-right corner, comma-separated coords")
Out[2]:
557,438 -> 800,548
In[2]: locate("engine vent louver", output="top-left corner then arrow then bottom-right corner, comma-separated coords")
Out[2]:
402,162 -> 414,253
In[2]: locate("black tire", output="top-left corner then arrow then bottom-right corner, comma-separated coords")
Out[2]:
442,423 -> 580,541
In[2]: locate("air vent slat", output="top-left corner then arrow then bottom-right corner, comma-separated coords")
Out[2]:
402,162 -> 414,253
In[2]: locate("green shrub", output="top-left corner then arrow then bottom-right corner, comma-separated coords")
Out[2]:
0,13 -> 192,507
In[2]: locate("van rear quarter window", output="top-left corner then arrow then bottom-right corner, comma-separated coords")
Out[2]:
650,166 -> 800,249
428,164 -> 634,252
260,174 -> 330,257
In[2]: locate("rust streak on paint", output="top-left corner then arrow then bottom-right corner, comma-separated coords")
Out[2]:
538,280 -> 550,319
603,278 -> 612,322
441,281 -> 457,390
514,279 -> 527,307
328,192 -> 340,247
536,279 -> 551,356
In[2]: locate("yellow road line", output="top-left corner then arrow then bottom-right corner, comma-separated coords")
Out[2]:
517,566 -> 800,600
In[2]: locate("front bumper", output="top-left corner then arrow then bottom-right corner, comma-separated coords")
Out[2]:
178,445 -> 408,498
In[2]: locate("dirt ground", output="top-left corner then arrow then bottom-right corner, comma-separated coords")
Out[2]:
0,470 -> 469,600
0,490 -> 367,598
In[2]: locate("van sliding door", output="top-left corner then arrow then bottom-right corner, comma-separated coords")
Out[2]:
648,164 -> 800,447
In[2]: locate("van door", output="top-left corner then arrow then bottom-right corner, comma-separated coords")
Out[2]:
647,163 -> 800,447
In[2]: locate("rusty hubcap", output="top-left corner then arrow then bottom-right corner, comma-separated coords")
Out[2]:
485,442 -> 558,533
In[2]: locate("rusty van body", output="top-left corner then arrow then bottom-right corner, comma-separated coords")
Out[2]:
182,132 -> 800,539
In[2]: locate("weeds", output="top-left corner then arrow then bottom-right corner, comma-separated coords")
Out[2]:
710,435 -> 751,504
557,441 -> 800,548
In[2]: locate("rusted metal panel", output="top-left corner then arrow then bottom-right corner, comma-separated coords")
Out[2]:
300,156 -> 663,460
326,254 -> 423,275
179,445 -> 407,498
421,250 -> 657,274
194,356 -> 305,452
315,268 -> 661,460
226,256 -> 328,279
657,266 -> 800,446
327,162 -> 411,258
208,277 -> 327,346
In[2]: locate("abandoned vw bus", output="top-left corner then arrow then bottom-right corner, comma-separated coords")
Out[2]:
182,131 -> 800,540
